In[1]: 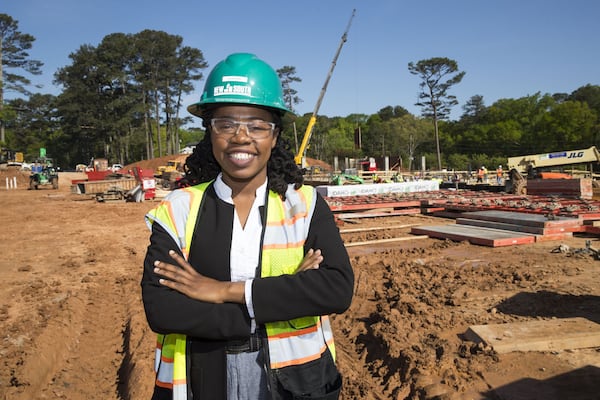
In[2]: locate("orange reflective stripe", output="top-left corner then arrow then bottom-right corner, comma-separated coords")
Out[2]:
156,380 -> 173,389
161,354 -> 174,363
262,240 -> 306,250
265,210 -> 308,226
269,323 -> 319,340
164,201 -> 176,233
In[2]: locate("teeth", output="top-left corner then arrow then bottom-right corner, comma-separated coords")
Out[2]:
230,152 -> 254,160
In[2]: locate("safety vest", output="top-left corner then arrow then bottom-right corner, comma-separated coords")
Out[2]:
145,182 -> 336,399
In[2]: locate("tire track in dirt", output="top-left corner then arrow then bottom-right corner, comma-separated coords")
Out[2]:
2,239 -> 140,399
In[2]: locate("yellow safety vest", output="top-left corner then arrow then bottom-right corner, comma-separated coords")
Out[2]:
145,182 -> 336,399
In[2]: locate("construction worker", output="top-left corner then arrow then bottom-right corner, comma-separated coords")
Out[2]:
141,53 -> 353,400
477,166 -> 484,183
496,165 -> 504,185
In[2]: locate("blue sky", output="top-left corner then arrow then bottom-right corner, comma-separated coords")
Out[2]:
3,0 -> 599,121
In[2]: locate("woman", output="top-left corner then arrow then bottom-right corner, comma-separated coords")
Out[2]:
141,53 -> 354,400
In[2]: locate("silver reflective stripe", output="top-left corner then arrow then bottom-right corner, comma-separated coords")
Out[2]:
145,189 -> 194,251
262,185 -> 316,248
268,323 -> 329,368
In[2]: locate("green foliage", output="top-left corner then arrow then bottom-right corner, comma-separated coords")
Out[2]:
0,13 -> 43,96
5,94 -> 60,162
446,153 -> 470,171
50,29 -> 207,166
277,66 -> 302,113
377,105 -> 410,121
569,84 -> 600,116
0,13 -> 44,144
179,128 -> 205,149
408,57 -> 465,120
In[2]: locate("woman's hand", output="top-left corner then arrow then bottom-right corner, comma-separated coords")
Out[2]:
153,250 -> 245,304
295,249 -> 323,273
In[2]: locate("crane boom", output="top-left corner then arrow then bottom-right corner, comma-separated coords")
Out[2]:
294,9 -> 356,166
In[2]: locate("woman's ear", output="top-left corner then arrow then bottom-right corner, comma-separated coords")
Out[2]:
271,129 -> 279,149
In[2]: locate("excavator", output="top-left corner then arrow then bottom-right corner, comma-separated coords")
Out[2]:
294,9 -> 355,167
506,146 -> 600,194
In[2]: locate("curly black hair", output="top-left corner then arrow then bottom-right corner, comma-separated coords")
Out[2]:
181,108 -> 304,199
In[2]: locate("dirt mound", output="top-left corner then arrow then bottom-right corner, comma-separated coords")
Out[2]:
122,154 -> 189,173
305,157 -> 333,170
0,167 -> 31,189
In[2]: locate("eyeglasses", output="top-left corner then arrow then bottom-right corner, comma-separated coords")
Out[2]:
210,118 -> 276,139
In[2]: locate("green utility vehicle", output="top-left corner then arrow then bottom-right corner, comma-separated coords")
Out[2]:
29,157 -> 59,190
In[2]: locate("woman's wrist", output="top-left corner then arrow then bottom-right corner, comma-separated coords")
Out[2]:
224,281 -> 246,304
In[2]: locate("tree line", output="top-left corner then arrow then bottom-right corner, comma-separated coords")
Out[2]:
1,13 -> 599,173
2,14 -> 207,167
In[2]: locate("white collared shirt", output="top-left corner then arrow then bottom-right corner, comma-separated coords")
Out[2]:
213,173 -> 263,327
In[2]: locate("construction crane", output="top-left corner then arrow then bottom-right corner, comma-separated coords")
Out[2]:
294,9 -> 356,166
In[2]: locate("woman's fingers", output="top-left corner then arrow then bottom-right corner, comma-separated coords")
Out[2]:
296,249 -> 323,272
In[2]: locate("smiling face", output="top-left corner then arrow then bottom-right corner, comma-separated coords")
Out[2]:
210,105 -> 278,192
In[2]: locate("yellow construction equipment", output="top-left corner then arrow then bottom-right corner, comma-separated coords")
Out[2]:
0,148 -> 24,168
507,146 -> 600,173
155,160 -> 185,189
506,146 -> 600,194
294,9 -> 355,166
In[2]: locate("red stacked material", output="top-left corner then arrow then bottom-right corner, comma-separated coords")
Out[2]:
526,178 -> 593,199
412,210 -> 580,247
324,194 -> 421,212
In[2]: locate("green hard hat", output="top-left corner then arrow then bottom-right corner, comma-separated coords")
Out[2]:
187,53 -> 291,117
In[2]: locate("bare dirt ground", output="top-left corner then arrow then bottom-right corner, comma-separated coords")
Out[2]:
1,169 -> 599,400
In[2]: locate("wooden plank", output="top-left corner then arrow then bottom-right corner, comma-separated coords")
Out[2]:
460,210 -> 581,228
340,224 -> 419,234
421,206 -> 446,214
431,210 -> 464,219
333,208 -> 421,218
535,232 -> 574,242
456,218 -> 579,235
327,200 -> 421,212
410,224 -> 535,247
579,212 -> 600,220
581,225 -> 600,235
344,235 -> 429,247
464,317 -> 600,354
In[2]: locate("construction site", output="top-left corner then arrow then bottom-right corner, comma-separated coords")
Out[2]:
1,149 -> 599,400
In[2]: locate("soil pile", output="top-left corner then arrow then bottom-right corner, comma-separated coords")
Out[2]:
122,154 -> 188,173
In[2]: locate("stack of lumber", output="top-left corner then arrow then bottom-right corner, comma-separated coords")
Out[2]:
411,210 -> 581,247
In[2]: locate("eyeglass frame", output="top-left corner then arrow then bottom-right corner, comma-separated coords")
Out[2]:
209,118 -> 277,140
